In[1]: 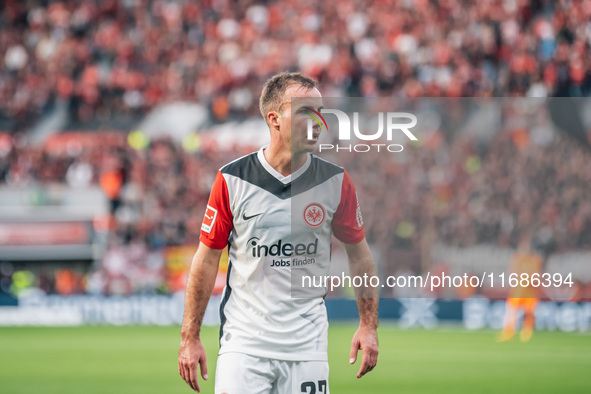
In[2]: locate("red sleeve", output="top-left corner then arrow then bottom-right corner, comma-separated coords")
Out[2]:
199,171 -> 233,249
332,169 -> 365,244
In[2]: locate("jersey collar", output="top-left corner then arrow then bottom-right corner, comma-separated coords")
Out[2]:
257,146 -> 311,185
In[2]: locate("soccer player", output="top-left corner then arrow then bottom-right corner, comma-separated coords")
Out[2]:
498,235 -> 542,343
178,72 -> 379,393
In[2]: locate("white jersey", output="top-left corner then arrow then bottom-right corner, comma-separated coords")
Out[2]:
200,147 -> 364,361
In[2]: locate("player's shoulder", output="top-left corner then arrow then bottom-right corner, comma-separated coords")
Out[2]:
309,154 -> 345,178
219,151 -> 259,177
287,155 -> 347,195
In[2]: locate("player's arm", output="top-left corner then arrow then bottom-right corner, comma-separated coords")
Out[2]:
178,243 -> 223,392
179,171 -> 233,392
332,169 -> 378,377
343,238 -> 379,379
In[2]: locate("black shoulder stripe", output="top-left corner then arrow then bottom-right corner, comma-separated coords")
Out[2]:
221,153 -> 343,199
221,152 -> 290,198
292,155 -> 343,197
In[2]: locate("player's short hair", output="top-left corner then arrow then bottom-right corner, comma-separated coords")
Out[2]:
259,72 -> 318,123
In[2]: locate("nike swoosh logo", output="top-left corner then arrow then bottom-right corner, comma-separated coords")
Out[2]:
242,212 -> 263,221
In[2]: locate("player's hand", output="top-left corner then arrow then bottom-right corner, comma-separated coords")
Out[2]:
178,338 -> 208,392
349,325 -> 378,378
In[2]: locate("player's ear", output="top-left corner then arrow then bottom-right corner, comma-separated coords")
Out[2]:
267,111 -> 280,130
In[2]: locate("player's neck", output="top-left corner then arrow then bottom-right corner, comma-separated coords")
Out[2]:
263,145 -> 307,176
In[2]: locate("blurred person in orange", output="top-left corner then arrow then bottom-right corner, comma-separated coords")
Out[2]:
498,234 -> 543,343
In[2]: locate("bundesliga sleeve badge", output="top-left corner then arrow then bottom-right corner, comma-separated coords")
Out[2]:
201,205 -> 218,233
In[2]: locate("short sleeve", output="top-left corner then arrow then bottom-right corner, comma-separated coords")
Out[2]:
332,169 -> 365,244
199,171 -> 233,249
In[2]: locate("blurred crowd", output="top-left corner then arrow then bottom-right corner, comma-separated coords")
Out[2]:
2,0 -> 591,133
0,132 -> 232,247
5,120 -> 587,253
2,0 -> 591,296
342,125 -> 591,257
2,120 -> 591,296
3,112 -> 591,249
0,133 -> 234,296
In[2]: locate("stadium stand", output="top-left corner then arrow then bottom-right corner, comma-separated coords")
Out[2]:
0,0 -> 590,298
